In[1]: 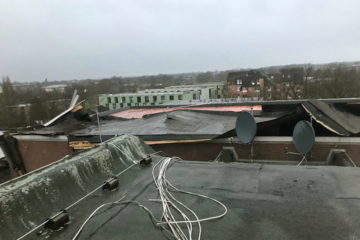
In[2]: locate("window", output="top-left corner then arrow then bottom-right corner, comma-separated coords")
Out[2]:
237,79 -> 242,85
170,95 -> 174,100
137,96 -> 141,102
122,97 -> 126,102
145,96 -> 149,102
114,97 -> 118,103
153,96 -> 157,101
129,96 -> 133,103
161,95 -> 165,100
178,95 -> 183,100
107,97 -> 111,103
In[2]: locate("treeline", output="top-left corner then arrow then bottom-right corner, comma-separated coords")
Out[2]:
304,65 -> 360,98
268,65 -> 360,100
0,65 -> 359,129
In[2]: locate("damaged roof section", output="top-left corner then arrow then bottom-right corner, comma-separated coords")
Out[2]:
302,100 -> 360,136
21,110 -> 276,141
14,99 -> 360,145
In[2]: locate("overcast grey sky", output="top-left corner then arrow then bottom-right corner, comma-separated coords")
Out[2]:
0,0 -> 359,82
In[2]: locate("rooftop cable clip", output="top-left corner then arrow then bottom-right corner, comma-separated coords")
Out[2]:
44,209 -> 70,230
102,176 -> 119,191
139,155 -> 152,166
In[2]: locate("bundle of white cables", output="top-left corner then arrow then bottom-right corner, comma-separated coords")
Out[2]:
72,157 -> 227,240
151,157 -> 227,240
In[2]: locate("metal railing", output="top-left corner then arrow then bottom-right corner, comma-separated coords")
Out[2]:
163,97 -> 264,105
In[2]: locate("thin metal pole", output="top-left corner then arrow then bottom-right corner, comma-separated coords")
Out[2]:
96,110 -> 103,143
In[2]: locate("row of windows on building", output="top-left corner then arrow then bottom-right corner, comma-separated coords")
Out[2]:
236,79 -> 261,85
106,94 -> 193,105
236,86 -> 261,93
108,102 -> 156,108
143,89 -> 183,94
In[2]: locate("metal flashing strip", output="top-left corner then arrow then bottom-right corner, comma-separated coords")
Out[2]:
255,136 -> 360,144
14,135 -> 68,142
211,136 -> 360,144
145,139 -> 211,145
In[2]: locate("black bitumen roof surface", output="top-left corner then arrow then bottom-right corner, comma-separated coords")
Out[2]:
20,110 -> 275,141
1,135 -> 359,240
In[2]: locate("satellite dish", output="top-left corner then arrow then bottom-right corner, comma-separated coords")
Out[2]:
292,120 -> 315,154
235,111 -> 257,144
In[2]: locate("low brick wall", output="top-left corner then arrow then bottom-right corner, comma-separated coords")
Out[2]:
151,137 -> 360,166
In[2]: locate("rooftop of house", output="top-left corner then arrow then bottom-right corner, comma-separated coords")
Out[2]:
42,84 -> 68,89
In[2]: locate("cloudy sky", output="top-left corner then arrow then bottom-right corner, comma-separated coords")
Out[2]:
0,0 -> 359,82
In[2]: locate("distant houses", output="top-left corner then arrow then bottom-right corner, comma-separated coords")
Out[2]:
227,70 -> 266,99
226,67 -> 306,100
42,84 -> 67,93
99,68 -> 311,111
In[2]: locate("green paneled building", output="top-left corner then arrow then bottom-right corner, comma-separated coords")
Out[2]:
99,83 -> 225,110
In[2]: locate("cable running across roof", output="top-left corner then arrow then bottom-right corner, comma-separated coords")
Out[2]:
72,157 -> 227,240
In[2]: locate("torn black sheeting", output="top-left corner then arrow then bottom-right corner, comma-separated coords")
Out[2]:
302,100 -> 360,136
20,110 -> 276,141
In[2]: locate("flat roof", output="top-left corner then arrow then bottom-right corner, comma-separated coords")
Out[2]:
2,135 -> 359,239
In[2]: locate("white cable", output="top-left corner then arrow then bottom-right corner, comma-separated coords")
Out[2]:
151,157 -> 228,239
72,195 -> 126,240
72,156 -> 228,240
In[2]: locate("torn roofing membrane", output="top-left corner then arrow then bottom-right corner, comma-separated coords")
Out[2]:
17,100 -> 360,141
20,110 -> 276,141
0,135 -> 359,240
302,100 -> 360,136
